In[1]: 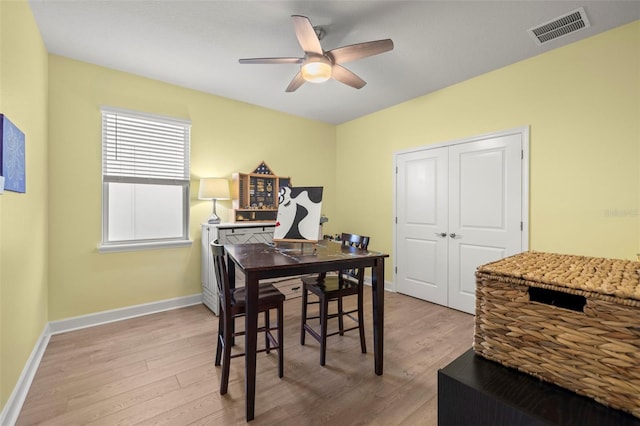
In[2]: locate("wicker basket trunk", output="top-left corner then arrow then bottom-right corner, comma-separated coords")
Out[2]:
474,251 -> 640,418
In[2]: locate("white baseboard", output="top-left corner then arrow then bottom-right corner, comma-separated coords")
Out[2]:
0,293 -> 203,425
48,293 -> 202,335
363,277 -> 395,292
0,325 -> 51,426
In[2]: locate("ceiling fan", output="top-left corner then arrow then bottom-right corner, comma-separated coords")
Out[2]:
239,15 -> 394,92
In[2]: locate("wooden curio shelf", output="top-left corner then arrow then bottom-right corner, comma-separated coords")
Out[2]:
232,161 -> 291,222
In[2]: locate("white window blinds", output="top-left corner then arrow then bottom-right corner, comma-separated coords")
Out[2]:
100,107 -> 192,251
102,108 -> 190,183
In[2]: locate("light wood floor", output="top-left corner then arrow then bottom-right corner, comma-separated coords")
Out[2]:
17,287 -> 474,425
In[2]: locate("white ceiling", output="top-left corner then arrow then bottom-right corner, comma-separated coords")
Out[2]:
29,1 -> 640,125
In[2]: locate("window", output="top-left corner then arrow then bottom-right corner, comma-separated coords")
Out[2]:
100,107 -> 191,251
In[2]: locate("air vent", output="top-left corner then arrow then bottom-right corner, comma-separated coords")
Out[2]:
528,7 -> 590,45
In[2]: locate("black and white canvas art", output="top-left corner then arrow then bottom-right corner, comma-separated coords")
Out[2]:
273,186 -> 323,243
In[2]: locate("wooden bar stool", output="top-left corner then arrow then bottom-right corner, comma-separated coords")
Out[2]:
211,242 -> 285,394
300,233 -> 369,366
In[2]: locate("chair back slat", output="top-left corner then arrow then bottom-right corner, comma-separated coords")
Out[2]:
342,232 -> 370,250
340,232 -> 370,281
211,242 -> 232,314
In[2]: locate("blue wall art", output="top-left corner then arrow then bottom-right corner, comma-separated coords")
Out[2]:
0,114 -> 26,193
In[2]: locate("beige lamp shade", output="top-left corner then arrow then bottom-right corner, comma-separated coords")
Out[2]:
198,178 -> 230,200
199,178 -> 230,224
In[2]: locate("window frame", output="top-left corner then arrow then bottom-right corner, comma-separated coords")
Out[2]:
99,106 -> 192,253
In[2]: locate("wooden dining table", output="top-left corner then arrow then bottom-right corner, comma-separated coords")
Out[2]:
224,240 -> 389,421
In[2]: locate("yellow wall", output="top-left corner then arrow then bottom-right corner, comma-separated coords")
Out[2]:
0,0 -> 49,408
47,56 -> 336,320
336,21 -> 640,279
1,3 -> 637,415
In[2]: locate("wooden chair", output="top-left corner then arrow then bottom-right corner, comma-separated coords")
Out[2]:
300,233 -> 370,366
211,242 -> 284,394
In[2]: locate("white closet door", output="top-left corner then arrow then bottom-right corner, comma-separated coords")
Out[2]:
447,134 -> 523,313
396,147 -> 448,304
395,129 -> 526,315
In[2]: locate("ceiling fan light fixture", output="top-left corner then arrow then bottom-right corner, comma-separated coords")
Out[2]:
239,15 -> 393,92
301,56 -> 332,83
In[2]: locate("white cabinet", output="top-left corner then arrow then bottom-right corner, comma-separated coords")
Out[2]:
201,222 -> 275,315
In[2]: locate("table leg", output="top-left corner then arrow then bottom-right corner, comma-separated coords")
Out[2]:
372,258 -> 385,375
244,271 -> 258,421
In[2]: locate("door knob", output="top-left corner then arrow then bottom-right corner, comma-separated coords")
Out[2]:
449,233 -> 456,238
434,232 -> 447,238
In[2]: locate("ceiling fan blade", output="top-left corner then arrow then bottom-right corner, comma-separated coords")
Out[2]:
291,15 -> 323,55
239,57 -> 303,64
285,71 -> 306,92
328,39 -> 394,64
331,65 -> 366,89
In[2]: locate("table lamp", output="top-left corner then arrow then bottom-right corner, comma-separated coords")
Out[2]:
199,177 -> 230,224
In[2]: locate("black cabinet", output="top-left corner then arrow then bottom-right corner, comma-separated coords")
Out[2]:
438,349 -> 640,426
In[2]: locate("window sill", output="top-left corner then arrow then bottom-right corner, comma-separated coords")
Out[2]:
98,239 -> 192,253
